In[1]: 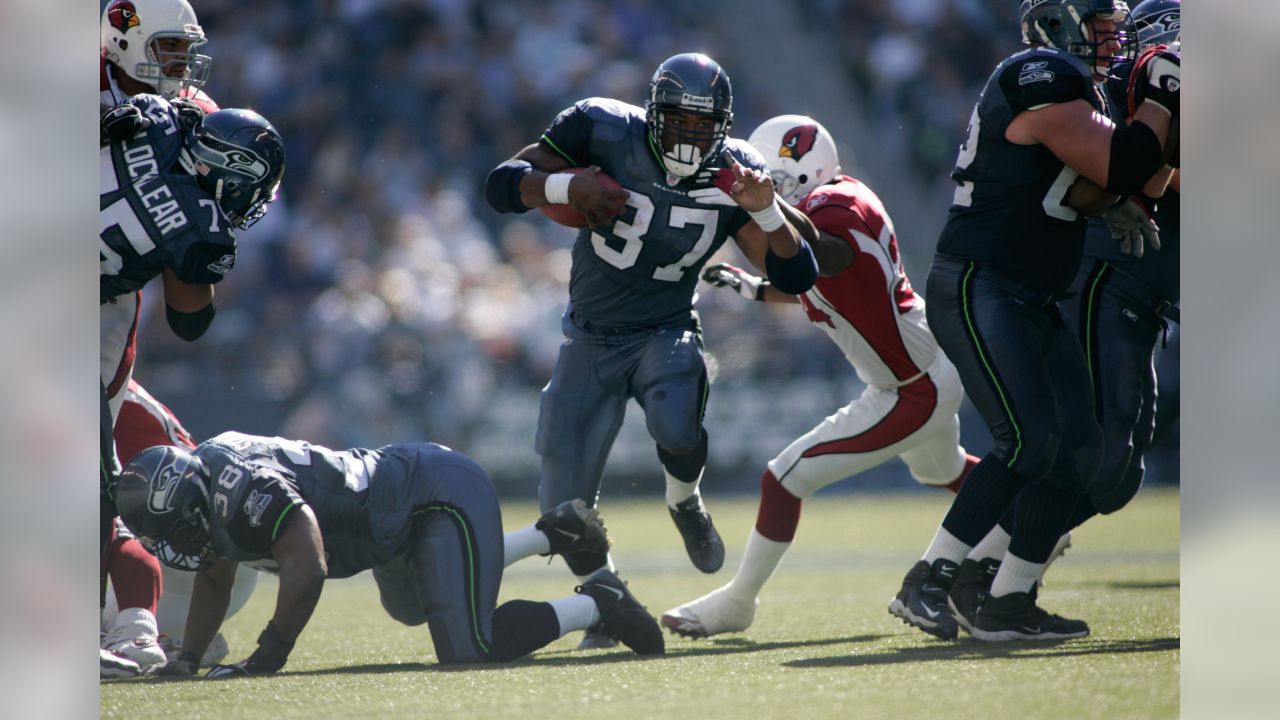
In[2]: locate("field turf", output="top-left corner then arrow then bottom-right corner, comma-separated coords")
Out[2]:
101,488 -> 1179,720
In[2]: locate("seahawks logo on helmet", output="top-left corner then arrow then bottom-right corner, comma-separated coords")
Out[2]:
780,124 -> 819,161
148,458 -> 183,513
204,147 -> 270,182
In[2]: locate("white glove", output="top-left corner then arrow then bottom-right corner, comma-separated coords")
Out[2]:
1102,197 -> 1161,258
701,262 -> 766,301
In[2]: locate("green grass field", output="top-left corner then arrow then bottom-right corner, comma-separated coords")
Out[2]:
101,488 -> 1179,720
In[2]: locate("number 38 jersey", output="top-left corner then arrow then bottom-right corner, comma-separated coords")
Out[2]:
194,432 -> 454,578
99,94 -> 237,305
936,48 -> 1105,293
540,98 -> 766,328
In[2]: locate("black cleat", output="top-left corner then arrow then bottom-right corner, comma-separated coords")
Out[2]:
575,570 -> 665,656
536,499 -> 610,560
948,558 -> 1000,635
970,591 -> 1089,641
669,495 -> 725,573
887,559 -> 960,640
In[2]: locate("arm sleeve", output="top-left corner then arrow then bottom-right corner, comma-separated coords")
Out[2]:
174,237 -> 237,285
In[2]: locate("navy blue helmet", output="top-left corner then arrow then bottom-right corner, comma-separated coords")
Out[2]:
1131,0 -> 1179,48
113,445 -> 216,571
187,109 -> 286,230
644,53 -> 733,179
1020,0 -> 1134,70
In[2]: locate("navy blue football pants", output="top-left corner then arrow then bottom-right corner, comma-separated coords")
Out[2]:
535,312 -> 707,571
1062,260 -> 1168,516
926,255 -> 1102,561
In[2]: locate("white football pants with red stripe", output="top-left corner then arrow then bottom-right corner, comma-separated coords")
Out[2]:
767,352 -> 969,499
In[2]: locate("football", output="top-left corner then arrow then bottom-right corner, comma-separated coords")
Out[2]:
539,167 -> 623,228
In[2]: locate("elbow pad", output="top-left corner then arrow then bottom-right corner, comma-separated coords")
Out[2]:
1105,121 -> 1164,196
484,159 -> 533,214
166,302 -> 215,341
765,241 -> 818,294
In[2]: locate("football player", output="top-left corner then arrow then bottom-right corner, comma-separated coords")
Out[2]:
99,0 -> 220,677
659,116 -> 981,638
115,433 -> 664,677
889,0 -> 1178,642
101,380 -> 259,673
99,96 -> 284,672
484,53 -> 818,644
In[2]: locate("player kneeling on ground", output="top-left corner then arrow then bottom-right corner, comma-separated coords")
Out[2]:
113,432 -> 664,678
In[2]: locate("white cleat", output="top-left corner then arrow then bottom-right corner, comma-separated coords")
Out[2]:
102,607 -> 167,672
661,586 -> 758,638
100,648 -> 141,679
1038,531 -> 1074,589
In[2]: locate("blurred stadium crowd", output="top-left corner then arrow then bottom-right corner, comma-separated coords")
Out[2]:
132,0 -> 1176,489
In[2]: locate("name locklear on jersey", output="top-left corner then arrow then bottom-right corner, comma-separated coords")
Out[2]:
120,142 -> 189,237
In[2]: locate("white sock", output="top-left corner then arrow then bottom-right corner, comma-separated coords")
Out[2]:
967,524 -> 1012,563
548,595 -> 601,635
989,553 -> 1045,598
724,529 -> 790,601
575,553 -> 616,583
922,526 -> 972,565
665,467 -> 702,508
503,525 -> 551,568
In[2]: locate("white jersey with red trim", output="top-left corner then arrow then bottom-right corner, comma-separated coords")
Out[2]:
796,176 -> 940,390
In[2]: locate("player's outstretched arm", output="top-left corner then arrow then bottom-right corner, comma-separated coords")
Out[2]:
722,162 -> 817,294
154,558 -> 238,677
206,504 -> 326,679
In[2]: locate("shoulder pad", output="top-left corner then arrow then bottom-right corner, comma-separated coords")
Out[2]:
998,48 -> 1094,115
576,97 -> 645,125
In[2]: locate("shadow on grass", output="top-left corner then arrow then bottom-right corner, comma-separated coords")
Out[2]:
782,636 -> 1180,669
1098,580 -> 1180,590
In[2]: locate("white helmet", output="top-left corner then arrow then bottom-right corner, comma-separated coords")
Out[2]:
100,0 -> 212,98
747,115 -> 840,205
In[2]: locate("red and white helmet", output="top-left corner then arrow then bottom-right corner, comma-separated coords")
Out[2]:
100,0 -> 211,98
747,115 -> 840,205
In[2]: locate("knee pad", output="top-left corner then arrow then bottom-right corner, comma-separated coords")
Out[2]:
655,427 -> 708,483
1007,424 -> 1062,482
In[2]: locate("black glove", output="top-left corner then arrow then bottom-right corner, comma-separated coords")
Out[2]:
101,103 -> 150,146
152,653 -> 199,678
169,97 -> 206,134
206,621 -> 295,679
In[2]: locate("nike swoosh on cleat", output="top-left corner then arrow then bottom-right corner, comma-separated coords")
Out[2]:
1020,626 -> 1041,634
600,585 -> 625,600
921,606 -> 941,619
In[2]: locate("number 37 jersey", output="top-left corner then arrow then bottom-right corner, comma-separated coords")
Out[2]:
99,95 -> 237,305
936,48 -> 1105,293
540,98 -> 766,328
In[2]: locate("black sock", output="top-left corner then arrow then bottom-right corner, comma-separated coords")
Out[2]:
1065,493 -> 1099,531
940,455 -> 1026,546
1007,482 -> 1081,563
656,427 -> 708,483
486,600 -> 561,662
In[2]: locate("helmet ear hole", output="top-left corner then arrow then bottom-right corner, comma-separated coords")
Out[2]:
798,174 -> 808,184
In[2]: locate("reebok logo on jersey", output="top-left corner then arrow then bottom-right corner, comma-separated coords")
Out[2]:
1019,61 -> 1055,86
207,254 -> 235,275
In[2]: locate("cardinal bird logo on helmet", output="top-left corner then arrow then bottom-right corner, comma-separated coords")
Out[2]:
779,124 -> 819,161
107,1 -> 141,34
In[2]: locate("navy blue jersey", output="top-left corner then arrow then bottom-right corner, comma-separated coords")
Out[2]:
540,98 -> 766,327
937,48 -> 1106,293
196,432 -> 458,579
1084,62 -> 1179,304
99,95 -> 236,304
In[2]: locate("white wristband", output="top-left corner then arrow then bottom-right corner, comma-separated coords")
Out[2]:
544,172 -> 572,205
747,200 -> 786,233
